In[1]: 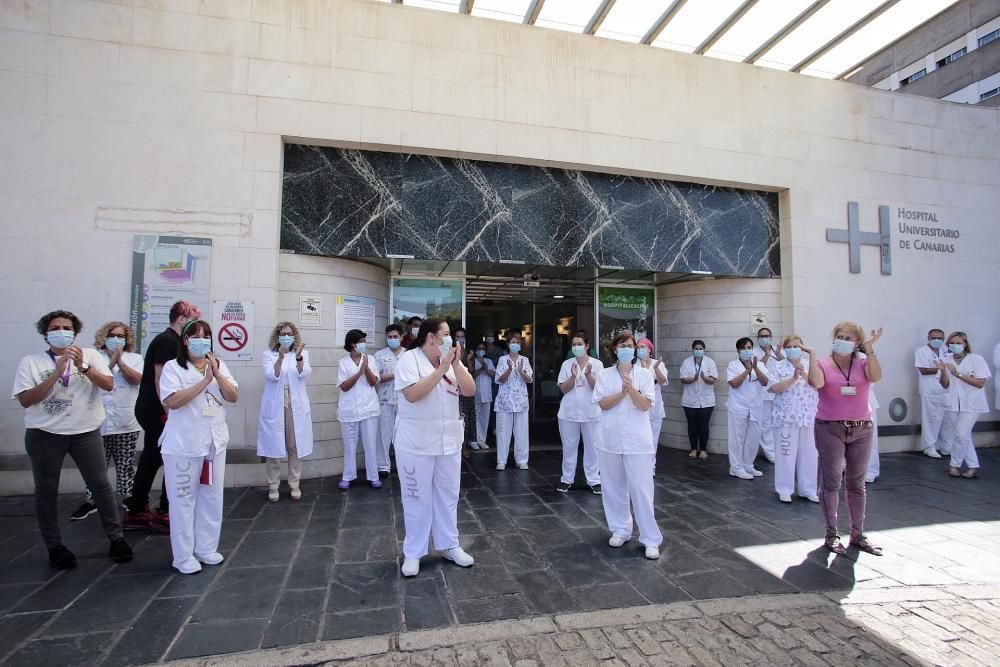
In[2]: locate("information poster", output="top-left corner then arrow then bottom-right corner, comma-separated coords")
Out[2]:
391,278 -> 464,333
130,235 -> 212,353
212,300 -> 255,361
335,295 -> 376,344
597,286 -> 655,365
299,295 -> 322,328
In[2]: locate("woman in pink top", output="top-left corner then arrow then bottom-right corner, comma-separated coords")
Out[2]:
807,321 -> 883,557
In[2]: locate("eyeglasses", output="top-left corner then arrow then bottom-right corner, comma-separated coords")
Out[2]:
107,334 -> 126,339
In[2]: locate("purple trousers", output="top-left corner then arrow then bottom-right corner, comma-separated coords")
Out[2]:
814,420 -> 874,536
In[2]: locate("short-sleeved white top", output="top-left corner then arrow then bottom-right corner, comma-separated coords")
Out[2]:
101,350 -> 143,435
941,353 -> 992,414
638,359 -> 667,420
767,358 -> 819,428
591,365 -> 655,454
914,344 -> 947,397
374,347 -> 402,406
159,358 -> 237,457
393,348 -> 462,456
556,357 -> 603,422
726,358 -> 769,414
337,354 -> 381,422
679,355 -> 718,408
754,348 -> 779,402
13,348 -> 112,434
494,354 -> 532,413
471,356 -> 496,403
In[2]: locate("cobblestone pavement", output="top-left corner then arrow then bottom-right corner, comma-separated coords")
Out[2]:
0,448 -> 997,665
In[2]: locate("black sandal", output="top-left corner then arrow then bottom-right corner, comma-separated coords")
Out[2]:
824,533 -> 847,555
849,534 -> 883,556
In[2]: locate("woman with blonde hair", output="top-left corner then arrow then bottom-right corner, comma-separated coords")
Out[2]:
808,321 -> 882,556
257,322 -> 313,502
70,321 -> 144,521
766,334 -> 819,503
936,331 -> 991,479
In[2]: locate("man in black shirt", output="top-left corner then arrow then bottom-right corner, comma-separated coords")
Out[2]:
124,301 -> 201,532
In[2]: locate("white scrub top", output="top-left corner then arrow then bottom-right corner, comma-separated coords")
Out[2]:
494,354 -> 532,413
471,356 -> 496,403
159,358 -> 237,458
914,344 -> 947,397
100,350 -> 143,435
754,348 -> 779,402
374,347 -> 402,406
726,358 -> 768,415
941,353 -> 992,414
337,353 -> 381,422
591,365 -> 655,454
679,355 -> 717,408
638,359 -> 667,420
393,348 -> 462,456
556,357 -> 602,422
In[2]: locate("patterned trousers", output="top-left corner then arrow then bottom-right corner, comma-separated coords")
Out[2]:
87,431 -> 140,500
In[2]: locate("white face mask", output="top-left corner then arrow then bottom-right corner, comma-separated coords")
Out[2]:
411,327 -> 420,337
438,334 -> 453,357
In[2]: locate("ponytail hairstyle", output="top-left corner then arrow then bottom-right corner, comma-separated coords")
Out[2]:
411,318 -> 446,350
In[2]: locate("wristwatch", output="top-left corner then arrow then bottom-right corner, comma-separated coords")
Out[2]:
296,356 -> 304,362
78,363 -> 90,374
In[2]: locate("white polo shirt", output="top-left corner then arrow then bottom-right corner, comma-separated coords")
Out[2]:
337,353 -> 381,422
394,348 -> 462,456
679,355 -> 718,408
914,344 -> 947,397
159,358 -> 237,458
726,358 -> 768,415
591,365 -> 655,454
941,353 -> 992,414
556,357 -> 603,422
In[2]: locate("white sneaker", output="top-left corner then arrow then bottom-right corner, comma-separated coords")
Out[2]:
608,535 -> 628,548
764,454 -> 775,464
440,547 -> 474,567
516,463 -> 528,470
174,559 -> 202,575
644,546 -> 660,560
267,488 -> 279,503
778,494 -> 792,503
748,468 -> 764,477
865,474 -> 877,483
195,552 -> 224,565
730,471 -> 754,480
401,557 -> 420,577
496,464 -> 506,471
923,448 -> 942,459
804,495 -> 819,503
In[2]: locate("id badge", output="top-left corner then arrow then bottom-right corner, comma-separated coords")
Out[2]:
202,405 -> 221,417
840,385 -> 857,396
54,391 -> 73,402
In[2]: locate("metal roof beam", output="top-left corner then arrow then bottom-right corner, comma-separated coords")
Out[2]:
584,0 -> 616,35
791,0 -> 900,73
458,0 -> 474,14
640,0 -> 687,45
523,0 -> 544,25
743,0 -> 829,64
694,0 -> 758,55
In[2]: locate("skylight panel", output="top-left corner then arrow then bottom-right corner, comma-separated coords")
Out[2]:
754,0 -> 883,70
704,0 -> 814,62
595,0 -> 675,43
651,0 -> 745,53
471,0 -> 534,23
535,0 -> 604,33
405,0 -> 461,11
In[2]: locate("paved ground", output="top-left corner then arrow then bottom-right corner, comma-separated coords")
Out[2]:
0,447 -> 996,666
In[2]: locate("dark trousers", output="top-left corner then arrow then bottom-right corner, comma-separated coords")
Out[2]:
683,406 -> 714,451
127,415 -> 168,514
25,428 -> 123,548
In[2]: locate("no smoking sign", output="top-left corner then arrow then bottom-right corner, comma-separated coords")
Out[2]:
212,301 -> 255,361
218,322 -> 248,352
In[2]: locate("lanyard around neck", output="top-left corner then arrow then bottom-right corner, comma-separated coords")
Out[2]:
46,350 -> 71,387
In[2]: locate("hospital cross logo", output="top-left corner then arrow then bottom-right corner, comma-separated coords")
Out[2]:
826,202 -> 891,275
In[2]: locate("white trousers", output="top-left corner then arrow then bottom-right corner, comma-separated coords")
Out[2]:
650,416 -> 664,467
727,409 -> 760,475
558,419 -> 600,486
342,416 -> 380,482
163,450 -> 226,572
867,410 -> 880,478
396,449 -> 461,559
496,411 -> 529,466
377,403 -> 397,472
772,426 -> 818,497
596,449 -> 662,547
758,409 -> 775,459
474,401 -> 491,445
920,394 -> 947,452
945,411 -> 981,469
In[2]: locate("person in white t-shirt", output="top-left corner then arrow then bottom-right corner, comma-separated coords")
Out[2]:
469,342 -> 496,449
754,328 -> 781,464
636,338 -> 668,472
556,333 -> 603,494
70,321 -> 144,522
13,310 -> 133,569
494,332 -> 533,470
337,329 -> 382,490
592,331 -> 662,560
679,340 -> 717,458
727,337 -> 770,480
937,332 -> 992,478
374,323 -> 405,476
395,318 -> 477,577
159,320 -> 239,574
914,329 -> 949,458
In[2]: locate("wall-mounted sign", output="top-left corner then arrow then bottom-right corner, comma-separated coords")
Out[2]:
750,312 -> 768,335
299,295 -> 322,328
335,295 -> 376,344
212,300 -> 254,361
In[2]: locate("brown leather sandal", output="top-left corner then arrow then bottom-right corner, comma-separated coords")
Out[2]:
825,533 -> 847,555
849,534 -> 883,556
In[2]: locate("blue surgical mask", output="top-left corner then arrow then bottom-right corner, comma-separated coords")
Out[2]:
188,337 -> 211,359
739,349 -> 754,361
387,338 -> 400,349
278,335 -> 295,348
355,342 -> 367,354
571,345 -> 586,358
46,330 -> 75,348
616,347 -> 635,364
692,349 -> 704,359
784,347 -> 802,361
485,337 -> 495,344
475,349 -> 485,358
105,337 -> 125,351
948,342 -> 965,355
454,337 -> 465,346
637,348 -> 650,360
758,337 -> 772,348
929,339 -> 943,349
509,343 -> 521,354
832,340 -> 855,356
